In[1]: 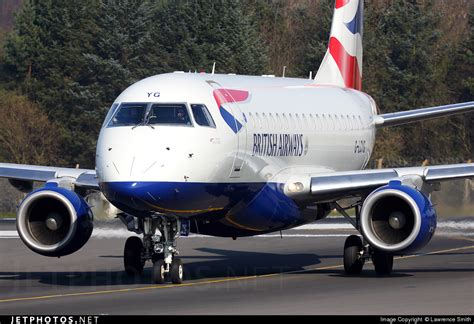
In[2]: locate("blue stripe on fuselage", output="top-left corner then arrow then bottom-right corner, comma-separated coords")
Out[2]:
100,181 -> 306,236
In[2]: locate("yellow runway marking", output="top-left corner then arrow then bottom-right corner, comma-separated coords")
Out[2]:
395,245 -> 474,261
0,245 -> 473,304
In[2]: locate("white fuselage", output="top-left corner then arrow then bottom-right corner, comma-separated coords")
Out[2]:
95,72 -> 377,235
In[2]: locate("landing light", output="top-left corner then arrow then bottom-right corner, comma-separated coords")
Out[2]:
288,182 -> 304,193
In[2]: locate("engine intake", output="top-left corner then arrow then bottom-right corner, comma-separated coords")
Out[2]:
16,185 -> 93,257
360,181 -> 436,254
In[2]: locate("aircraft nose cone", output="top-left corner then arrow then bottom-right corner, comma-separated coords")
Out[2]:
100,181 -> 222,216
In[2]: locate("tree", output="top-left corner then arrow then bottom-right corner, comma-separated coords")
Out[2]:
446,6 -> 474,158
0,89 -> 62,165
4,0 -> 101,167
363,1 -> 469,166
158,0 -> 267,75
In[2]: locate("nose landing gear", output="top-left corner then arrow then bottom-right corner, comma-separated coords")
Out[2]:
120,214 -> 184,284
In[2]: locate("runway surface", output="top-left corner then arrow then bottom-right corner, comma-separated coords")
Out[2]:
0,218 -> 473,315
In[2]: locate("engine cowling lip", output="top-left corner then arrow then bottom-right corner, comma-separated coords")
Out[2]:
16,190 -> 78,253
360,188 -> 421,252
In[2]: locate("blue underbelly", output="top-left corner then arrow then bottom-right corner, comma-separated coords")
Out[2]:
100,181 -> 309,236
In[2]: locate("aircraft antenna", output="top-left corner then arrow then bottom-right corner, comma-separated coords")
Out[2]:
282,66 -> 286,78
212,62 -> 216,75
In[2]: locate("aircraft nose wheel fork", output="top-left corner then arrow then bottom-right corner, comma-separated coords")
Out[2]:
151,257 -> 184,284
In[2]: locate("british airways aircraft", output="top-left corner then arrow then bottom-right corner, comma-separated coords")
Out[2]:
1,0 -> 473,284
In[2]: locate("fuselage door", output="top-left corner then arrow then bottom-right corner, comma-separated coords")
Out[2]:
207,80 -> 248,178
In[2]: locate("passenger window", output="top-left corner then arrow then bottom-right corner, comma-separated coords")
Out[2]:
268,113 -> 274,129
148,104 -> 192,126
328,114 -> 334,130
310,114 -> 316,130
282,113 -> 288,129
275,113 -> 281,128
262,113 -> 268,129
191,104 -> 215,128
108,103 -> 147,127
295,113 -> 302,130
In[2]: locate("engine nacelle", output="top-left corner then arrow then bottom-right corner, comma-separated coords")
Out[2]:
16,184 -> 93,257
360,180 -> 437,254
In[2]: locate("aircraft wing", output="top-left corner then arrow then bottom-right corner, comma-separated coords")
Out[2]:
284,163 -> 474,203
0,163 -> 98,190
374,102 -> 474,128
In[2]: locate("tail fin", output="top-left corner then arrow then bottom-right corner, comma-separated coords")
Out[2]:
314,0 -> 364,90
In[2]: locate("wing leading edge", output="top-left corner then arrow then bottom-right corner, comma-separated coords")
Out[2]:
375,102 -> 474,128
0,163 -> 98,189
284,163 -> 474,203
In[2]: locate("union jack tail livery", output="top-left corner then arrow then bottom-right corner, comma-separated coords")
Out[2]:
314,0 -> 364,90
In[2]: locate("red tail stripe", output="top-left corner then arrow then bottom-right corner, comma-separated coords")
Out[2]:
335,0 -> 350,9
329,37 -> 362,90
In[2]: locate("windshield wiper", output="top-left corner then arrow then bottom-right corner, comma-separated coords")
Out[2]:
132,106 -> 155,130
132,121 -> 155,130
131,120 -> 146,130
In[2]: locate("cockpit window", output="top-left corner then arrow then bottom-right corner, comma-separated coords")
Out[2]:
108,103 -> 147,127
191,104 -> 216,128
148,104 -> 192,126
102,103 -> 119,128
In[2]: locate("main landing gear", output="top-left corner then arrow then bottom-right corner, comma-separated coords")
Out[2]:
336,203 -> 394,276
343,235 -> 394,275
121,214 -> 184,284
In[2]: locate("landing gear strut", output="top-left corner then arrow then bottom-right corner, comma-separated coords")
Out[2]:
336,203 -> 394,276
120,214 -> 184,284
149,217 -> 183,284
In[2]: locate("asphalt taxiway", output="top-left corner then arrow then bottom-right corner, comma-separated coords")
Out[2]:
0,218 -> 472,315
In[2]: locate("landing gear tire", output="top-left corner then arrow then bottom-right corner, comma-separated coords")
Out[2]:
170,258 -> 184,284
344,235 -> 364,275
124,236 -> 144,276
152,259 -> 166,284
372,249 -> 394,275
